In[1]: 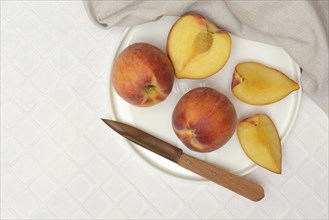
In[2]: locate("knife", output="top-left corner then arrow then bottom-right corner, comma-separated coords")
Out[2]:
102,119 -> 264,201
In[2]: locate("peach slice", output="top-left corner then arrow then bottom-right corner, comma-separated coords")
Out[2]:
237,114 -> 281,174
167,14 -> 231,79
231,62 -> 300,105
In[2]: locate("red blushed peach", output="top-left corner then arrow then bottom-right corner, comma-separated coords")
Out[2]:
172,87 -> 237,152
112,43 -> 175,107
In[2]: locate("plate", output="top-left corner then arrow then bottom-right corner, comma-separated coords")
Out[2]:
108,16 -> 302,181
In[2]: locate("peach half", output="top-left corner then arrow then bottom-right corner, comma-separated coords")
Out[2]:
167,14 -> 231,79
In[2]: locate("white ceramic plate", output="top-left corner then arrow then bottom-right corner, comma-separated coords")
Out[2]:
108,16 -> 302,181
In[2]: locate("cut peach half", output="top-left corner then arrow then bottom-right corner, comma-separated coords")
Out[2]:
167,14 -> 231,79
232,62 -> 300,105
237,114 -> 282,174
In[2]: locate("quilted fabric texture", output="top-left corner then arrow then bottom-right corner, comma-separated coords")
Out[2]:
1,1 -> 328,219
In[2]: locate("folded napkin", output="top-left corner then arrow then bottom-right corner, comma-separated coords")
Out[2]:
83,0 -> 328,114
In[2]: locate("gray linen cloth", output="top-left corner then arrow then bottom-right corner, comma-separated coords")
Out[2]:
83,0 -> 328,114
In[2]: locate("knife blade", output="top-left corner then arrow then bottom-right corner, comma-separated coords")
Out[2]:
102,119 -> 264,201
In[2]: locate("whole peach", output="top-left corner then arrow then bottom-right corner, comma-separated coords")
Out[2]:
112,43 -> 175,107
172,87 -> 237,152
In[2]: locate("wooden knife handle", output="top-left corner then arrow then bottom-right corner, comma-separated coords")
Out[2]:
178,154 -> 264,201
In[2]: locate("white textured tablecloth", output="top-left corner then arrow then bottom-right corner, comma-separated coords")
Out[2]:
1,1 -> 328,219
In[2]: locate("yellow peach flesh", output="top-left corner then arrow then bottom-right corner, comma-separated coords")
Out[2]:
232,62 -> 300,105
237,114 -> 282,174
168,14 -> 231,79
